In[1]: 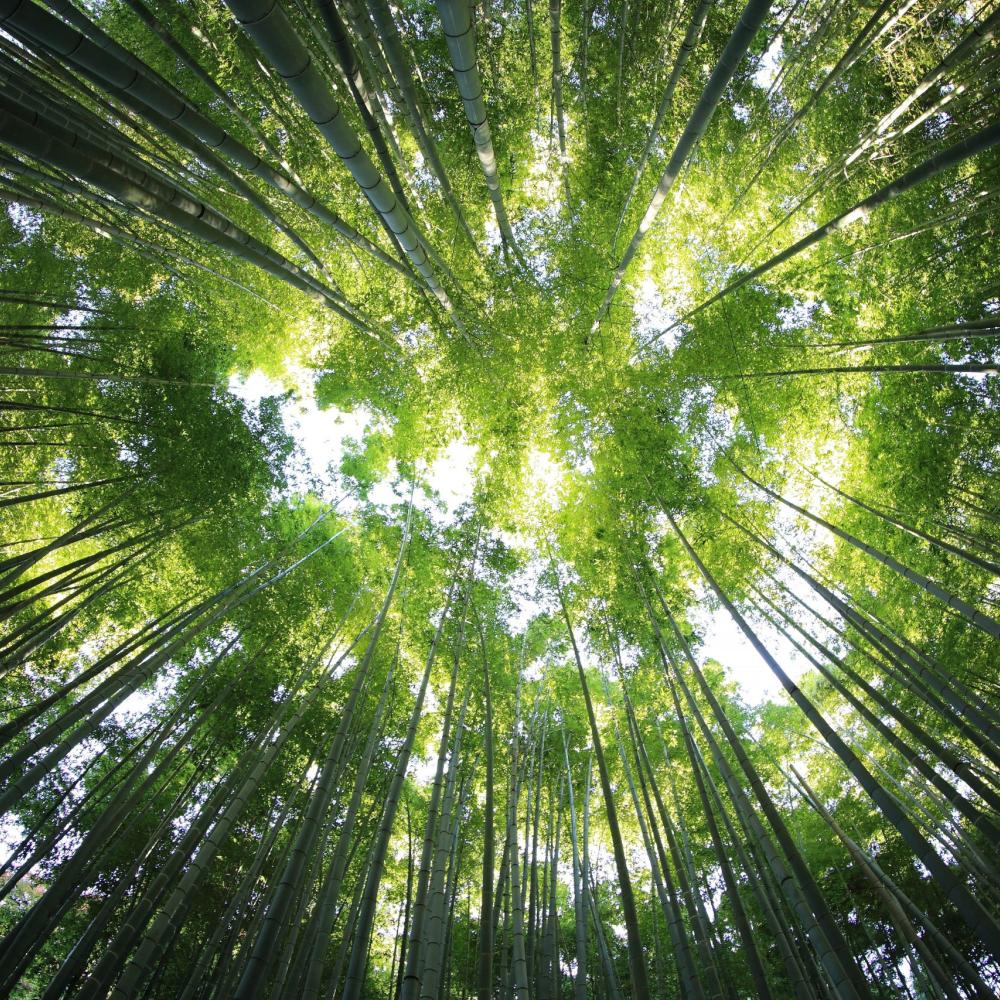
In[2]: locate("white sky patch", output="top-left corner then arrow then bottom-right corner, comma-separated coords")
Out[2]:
230,371 -> 486,519
525,129 -> 563,212
0,816 -> 26,868
526,447 -> 566,509
113,686 -> 158,724
633,274 -> 681,351
112,665 -> 183,727
425,436 -> 478,515
753,35 -> 783,91
407,753 -> 438,785
288,397 -> 372,480
483,215 -> 502,254
410,148 -> 435,190
692,580 -> 813,705
228,370 -> 286,407
368,468 -> 405,509
228,369 -> 375,502
523,658 -> 545,682
5,201 -> 43,238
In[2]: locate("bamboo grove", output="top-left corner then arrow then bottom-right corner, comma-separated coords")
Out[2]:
0,0 -> 998,996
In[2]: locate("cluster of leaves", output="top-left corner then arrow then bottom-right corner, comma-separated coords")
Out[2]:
1,0 -> 998,996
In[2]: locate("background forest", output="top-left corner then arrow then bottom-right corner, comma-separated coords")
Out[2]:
0,0 -> 998,997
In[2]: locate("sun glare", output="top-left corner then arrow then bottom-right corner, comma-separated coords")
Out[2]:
525,447 -> 567,509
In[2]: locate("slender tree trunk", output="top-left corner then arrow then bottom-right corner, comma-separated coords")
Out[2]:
224,0 -> 468,336
643,563 -> 870,999
563,730 -> 589,1000
340,556 -> 466,1000
435,0 -> 521,261
476,614 -> 496,1000
555,576 -> 650,999
593,0 -> 773,334
613,0 -> 711,247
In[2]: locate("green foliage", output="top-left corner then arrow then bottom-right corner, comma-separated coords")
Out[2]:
1,0 -> 998,997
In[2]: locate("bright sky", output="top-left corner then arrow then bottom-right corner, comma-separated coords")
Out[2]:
229,370 -> 486,517
632,274 -> 682,352
228,369 -> 373,497
753,35 -> 784,91
695,589 -> 812,703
